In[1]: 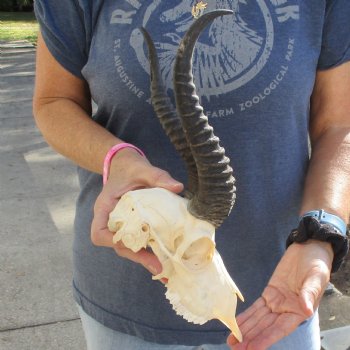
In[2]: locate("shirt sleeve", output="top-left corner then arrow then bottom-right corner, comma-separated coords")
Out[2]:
317,0 -> 350,69
34,0 -> 92,78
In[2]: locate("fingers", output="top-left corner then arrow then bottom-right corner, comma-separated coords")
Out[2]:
109,148 -> 184,194
236,297 -> 266,325
114,243 -> 163,275
239,302 -> 272,337
228,312 -> 304,350
241,313 -> 278,345
92,199 -> 164,278
244,313 -> 304,350
91,186 -> 165,278
145,167 -> 184,193
226,296 -> 306,350
300,269 -> 327,316
92,157 -> 181,283
227,298 -> 273,349
300,289 -> 316,317
91,188 -> 119,247
228,242 -> 332,350
91,168 -> 183,248
227,298 -> 267,348
116,244 -> 168,283
91,203 -> 114,247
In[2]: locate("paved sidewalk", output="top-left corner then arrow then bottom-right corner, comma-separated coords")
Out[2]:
0,41 -> 85,349
0,41 -> 349,350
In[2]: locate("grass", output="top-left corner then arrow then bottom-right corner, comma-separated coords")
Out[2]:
0,11 -> 38,44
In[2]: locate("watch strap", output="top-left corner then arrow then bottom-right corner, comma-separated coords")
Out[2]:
286,216 -> 349,272
301,210 -> 347,236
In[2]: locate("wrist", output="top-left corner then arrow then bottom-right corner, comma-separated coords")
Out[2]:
109,147 -> 148,176
286,215 -> 349,272
302,239 -> 334,261
103,143 -> 146,185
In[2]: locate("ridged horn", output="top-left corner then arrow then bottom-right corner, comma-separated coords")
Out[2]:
141,27 -> 198,198
173,10 -> 236,228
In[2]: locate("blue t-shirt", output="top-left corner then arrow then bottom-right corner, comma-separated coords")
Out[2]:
35,0 -> 350,345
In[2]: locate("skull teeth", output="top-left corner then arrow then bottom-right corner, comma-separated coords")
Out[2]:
165,288 -> 208,325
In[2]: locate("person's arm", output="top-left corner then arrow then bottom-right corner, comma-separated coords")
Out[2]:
33,33 -> 120,173
301,63 -> 350,220
33,32 -> 183,274
227,62 -> 350,350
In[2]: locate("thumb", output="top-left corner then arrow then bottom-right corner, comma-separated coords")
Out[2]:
148,168 -> 184,193
299,272 -> 324,317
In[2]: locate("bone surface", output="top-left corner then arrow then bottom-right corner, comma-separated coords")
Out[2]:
108,188 -> 243,342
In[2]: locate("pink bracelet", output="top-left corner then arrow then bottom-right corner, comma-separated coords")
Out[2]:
103,143 -> 145,185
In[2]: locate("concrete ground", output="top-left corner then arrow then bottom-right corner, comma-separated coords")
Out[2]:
0,41 -> 349,350
0,41 -> 85,349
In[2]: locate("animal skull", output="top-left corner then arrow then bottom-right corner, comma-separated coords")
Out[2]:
108,188 -> 243,341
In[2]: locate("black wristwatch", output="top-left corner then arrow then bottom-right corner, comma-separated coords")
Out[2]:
286,209 -> 349,272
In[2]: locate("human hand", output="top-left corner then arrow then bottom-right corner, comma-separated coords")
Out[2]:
227,240 -> 333,350
91,147 -> 184,276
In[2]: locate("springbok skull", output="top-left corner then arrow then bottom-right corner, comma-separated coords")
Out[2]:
108,10 -> 244,341
108,188 -> 243,341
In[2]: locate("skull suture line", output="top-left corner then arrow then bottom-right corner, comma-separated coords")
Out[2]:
107,10 -> 244,342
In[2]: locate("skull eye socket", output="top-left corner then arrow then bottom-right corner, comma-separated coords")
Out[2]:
181,237 -> 215,270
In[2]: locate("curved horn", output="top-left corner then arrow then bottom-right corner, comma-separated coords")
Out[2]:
174,10 -> 236,227
141,27 -> 198,198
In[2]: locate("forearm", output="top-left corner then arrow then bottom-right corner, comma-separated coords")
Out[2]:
301,62 -> 350,224
34,98 -> 120,174
300,127 -> 350,223
33,33 -> 124,174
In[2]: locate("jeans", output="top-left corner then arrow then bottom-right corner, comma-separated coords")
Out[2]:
77,304 -> 320,350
